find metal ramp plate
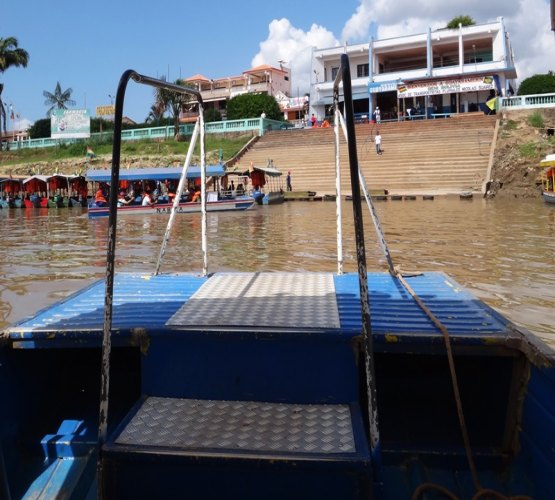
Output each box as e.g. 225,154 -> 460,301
115,397 -> 356,454
166,272 -> 340,330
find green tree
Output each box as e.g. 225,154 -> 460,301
27,118 -> 51,139
517,72 -> 555,96
204,108 -> 222,122
226,93 -> 282,121
154,78 -> 194,138
0,36 -> 29,143
43,81 -> 76,117
446,15 -> 476,29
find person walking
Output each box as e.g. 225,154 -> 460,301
286,171 -> 292,191
375,132 -> 382,155
374,106 -> 381,124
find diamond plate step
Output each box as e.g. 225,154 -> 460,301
114,396 -> 358,456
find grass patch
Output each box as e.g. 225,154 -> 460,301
519,142 -> 538,158
503,120 -> 518,131
527,111 -> 544,128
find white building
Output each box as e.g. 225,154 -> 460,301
310,18 -> 517,121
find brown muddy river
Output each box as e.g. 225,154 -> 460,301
1,197 -> 554,345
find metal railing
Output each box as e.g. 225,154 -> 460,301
499,92 -> 555,110
3,117 -> 285,151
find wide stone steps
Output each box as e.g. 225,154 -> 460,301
236,114 -> 496,194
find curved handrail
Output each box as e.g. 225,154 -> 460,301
97,70 -> 205,490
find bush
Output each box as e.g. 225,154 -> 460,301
527,111 -> 544,128
517,72 -> 555,96
27,118 -> 51,139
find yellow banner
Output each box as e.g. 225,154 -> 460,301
96,105 -> 115,116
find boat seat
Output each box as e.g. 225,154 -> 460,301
101,396 -> 371,499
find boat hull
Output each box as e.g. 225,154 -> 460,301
1,270 -> 554,499
88,197 -> 256,218
542,190 -> 555,204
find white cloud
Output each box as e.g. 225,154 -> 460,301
251,18 -> 338,96
340,0 -> 554,82
18,118 -> 33,131
252,1 -> 553,97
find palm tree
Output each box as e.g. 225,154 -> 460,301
153,77 -> 193,138
43,82 -> 76,117
0,36 -> 29,141
145,103 -> 165,125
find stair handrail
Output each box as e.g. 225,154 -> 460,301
333,54 -> 382,477
97,70 -> 206,493
335,57 -> 485,496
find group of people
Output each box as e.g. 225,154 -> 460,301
94,185 -> 158,208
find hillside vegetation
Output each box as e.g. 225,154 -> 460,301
0,134 -> 254,177
489,109 -> 555,198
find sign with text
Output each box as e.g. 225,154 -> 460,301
397,76 -> 495,98
51,109 -> 91,139
96,105 -> 115,116
369,81 -> 399,93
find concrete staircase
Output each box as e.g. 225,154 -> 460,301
235,114 -> 497,195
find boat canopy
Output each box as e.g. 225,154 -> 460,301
228,165 -> 282,177
23,174 -> 50,185
86,165 -> 225,183
540,154 -> 555,168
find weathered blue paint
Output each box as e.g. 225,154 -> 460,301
5,272 -> 508,343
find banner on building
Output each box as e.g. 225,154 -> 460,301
397,76 -> 495,98
96,105 -> 115,116
368,81 -> 400,93
51,109 -> 91,139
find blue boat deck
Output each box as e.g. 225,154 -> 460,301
4,271 -> 513,350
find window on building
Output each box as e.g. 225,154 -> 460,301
357,64 -> 369,78
331,67 -> 339,81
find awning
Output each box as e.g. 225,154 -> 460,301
86,165 -> 226,183
228,165 -> 282,177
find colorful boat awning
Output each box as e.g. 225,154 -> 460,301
86,165 -> 225,183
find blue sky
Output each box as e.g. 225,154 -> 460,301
1,0 -> 552,128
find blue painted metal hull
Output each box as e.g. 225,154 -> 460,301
1,271 -> 554,499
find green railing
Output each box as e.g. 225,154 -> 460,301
5,117 -> 285,151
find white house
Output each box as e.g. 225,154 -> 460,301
310,18 -> 517,121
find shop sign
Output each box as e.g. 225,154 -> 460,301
368,81 -> 400,93
397,76 -> 495,98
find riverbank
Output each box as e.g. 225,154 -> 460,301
1,111 -> 554,199
487,108 -> 555,199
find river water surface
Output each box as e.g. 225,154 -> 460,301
1,197 -> 554,345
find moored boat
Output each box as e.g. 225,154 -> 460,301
0,177 -> 24,208
227,161 -> 285,205
539,153 -> 555,204
86,165 -> 255,217
1,60 -> 554,499
22,175 -> 49,208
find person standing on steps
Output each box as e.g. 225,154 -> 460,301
375,106 -> 381,124
286,171 -> 292,191
375,131 -> 382,155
